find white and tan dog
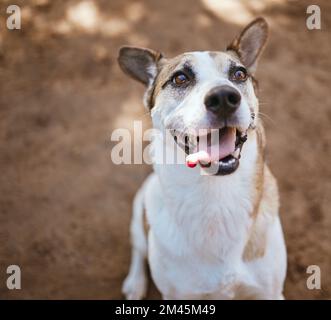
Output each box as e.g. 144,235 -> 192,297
118,18 -> 287,300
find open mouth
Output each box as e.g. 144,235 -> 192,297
172,127 -> 247,175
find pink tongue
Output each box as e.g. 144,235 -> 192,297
186,128 -> 236,166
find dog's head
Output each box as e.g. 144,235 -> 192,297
118,18 -> 268,175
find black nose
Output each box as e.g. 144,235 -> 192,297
204,85 -> 241,117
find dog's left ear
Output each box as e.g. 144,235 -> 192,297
227,17 -> 268,74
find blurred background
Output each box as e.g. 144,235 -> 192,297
0,0 -> 330,299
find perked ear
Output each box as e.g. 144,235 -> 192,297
227,17 -> 268,74
118,46 -> 163,85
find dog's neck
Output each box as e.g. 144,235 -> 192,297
150,127 -> 263,259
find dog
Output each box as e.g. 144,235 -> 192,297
118,17 -> 287,300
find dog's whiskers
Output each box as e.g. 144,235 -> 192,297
257,111 -> 276,126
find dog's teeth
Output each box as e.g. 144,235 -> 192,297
232,148 -> 240,158
188,135 -> 194,145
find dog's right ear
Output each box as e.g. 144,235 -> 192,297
227,17 -> 268,74
118,46 -> 163,86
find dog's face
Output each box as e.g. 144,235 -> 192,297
118,18 -> 268,175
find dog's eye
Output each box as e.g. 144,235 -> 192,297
172,72 -> 189,86
232,67 -> 248,82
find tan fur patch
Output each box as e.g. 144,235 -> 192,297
242,224 -> 266,262
208,51 -> 241,68
148,54 -> 190,108
242,122 -> 279,262
250,122 -> 266,219
143,210 -> 150,236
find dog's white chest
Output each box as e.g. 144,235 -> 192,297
149,242 -> 240,299
145,170 -> 255,299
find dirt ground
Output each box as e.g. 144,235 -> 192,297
0,0 -> 330,299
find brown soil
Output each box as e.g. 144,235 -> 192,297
0,0 -> 330,299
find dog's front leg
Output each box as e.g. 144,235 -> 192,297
122,188 -> 148,300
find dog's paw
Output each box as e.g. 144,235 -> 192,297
122,272 -> 147,300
